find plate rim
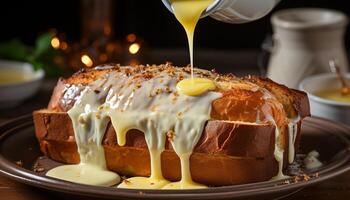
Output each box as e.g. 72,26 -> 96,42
0,115 -> 350,199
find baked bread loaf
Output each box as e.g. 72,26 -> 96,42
33,64 -> 310,186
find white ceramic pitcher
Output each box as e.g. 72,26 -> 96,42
268,8 -> 349,88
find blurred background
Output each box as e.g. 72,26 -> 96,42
0,0 -> 349,74
0,0 -> 349,49
0,0 -> 350,117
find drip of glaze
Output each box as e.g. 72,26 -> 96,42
288,117 -> 299,164
118,149 -> 170,189
103,70 -> 221,189
270,120 -> 289,181
46,86 -> 120,186
162,153 -> 206,189
260,93 -> 289,180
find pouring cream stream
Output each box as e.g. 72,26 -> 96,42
171,0 -> 216,96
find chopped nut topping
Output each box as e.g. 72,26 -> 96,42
150,105 -> 158,112
78,115 -> 86,124
123,179 -> 131,185
34,167 -> 45,173
33,162 -> 45,173
176,112 -> 183,119
182,65 -> 191,73
168,70 -> 175,76
15,160 -> 23,167
165,87 -> 172,93
171,96 -> 177,103
155,88 -> 163,95
167,130 -> 176,142
96,113 -> 101,119
177,74 -> 185,82
124,68 -> 132,76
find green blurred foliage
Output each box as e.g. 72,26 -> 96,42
0,32 -> 66,77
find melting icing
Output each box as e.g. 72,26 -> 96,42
47,66 -> 221,189
47,65 -> 298,188
47,84 -> 120,186
260,91 -> 290,180
288,117 -> 300,164
304,150 -> 323,170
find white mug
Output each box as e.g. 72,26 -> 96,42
268,8 -> 349,88
162,0 -> 281,24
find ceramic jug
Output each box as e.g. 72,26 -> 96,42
267,8 -> 349,88
162,0 -> 281,24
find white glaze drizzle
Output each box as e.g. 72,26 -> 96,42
48,66 -> 221,189
47,80 -> 121,186
47,65 -> 296,187
260,89 -> 289,180
288,116 -> 300,164
304,150 -> 323,170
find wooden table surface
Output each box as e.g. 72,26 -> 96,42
1,51 -> 350,199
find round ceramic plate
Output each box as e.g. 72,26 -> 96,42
0,115 -> 350,200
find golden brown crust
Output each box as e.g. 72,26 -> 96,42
47,65 -> 290,148
33,111 -> 276,158
243,76 -> 310,118
47,78 -> 67,112
34,64 -> 310,186
38,139 -> 278,186
33,110 -> 279,186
